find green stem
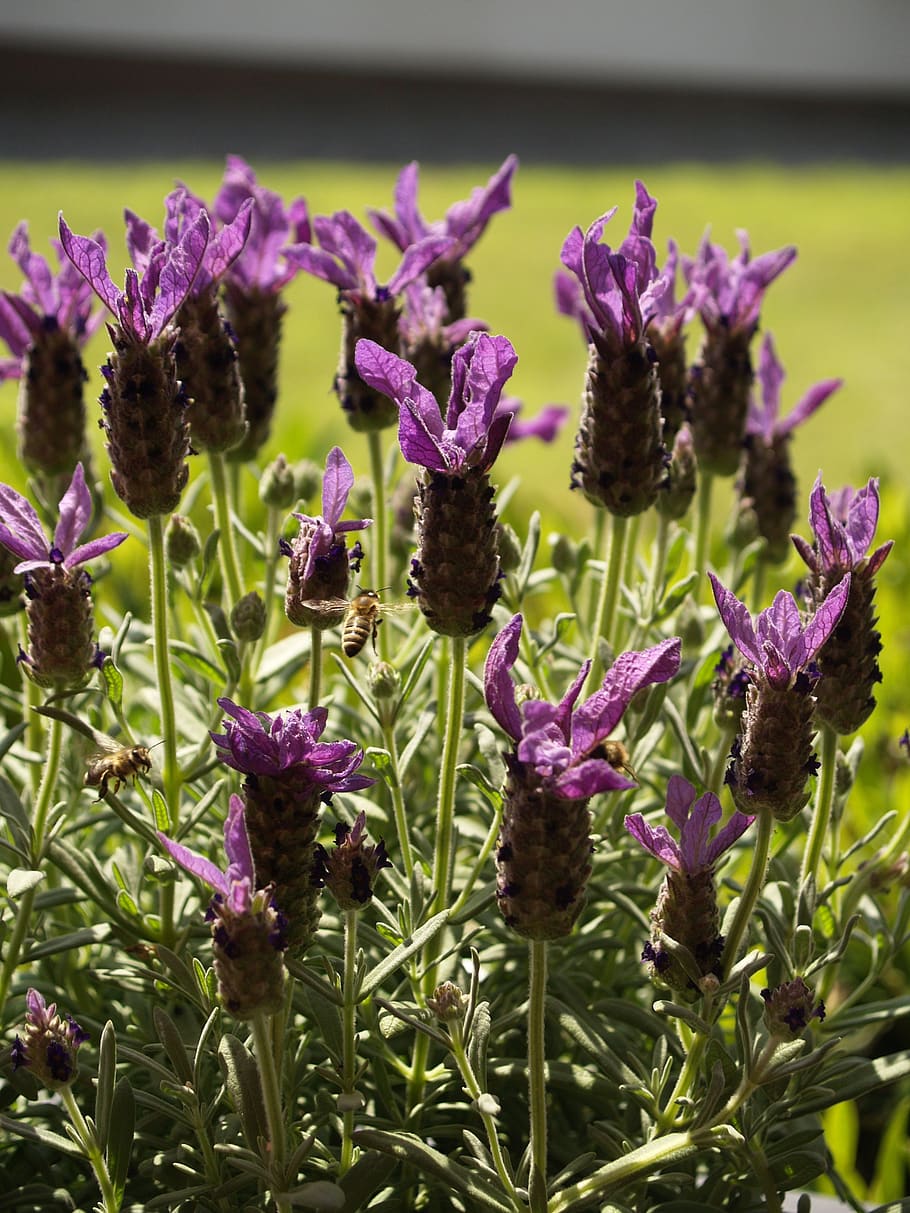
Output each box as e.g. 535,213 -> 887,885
340,909 -> 359,1175
586,513 -> 628,694
430,636 -> 467,918
61,1085 -> 120,1213
448,1021 -> 524,1208
308,627 -> 323,712
723,811 -> 774,979
381,720 -> 415,881
208,451 -> 244,608
527,939 -> 548,1213
251,1011 -> 290,1212
707,725 -> 735,797
148,515 -> 181,947
0,884 -> 36,1018
798,723 -> 839,899
366,431 -> 390,662
30,713 -> 63,861
693,470 -> 715,586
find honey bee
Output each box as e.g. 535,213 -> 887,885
85,740 -> 156,800
343,589 -> 384,658
593,739 -> 637,781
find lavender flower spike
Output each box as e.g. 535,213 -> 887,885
484,613 -> 681,940
792,475 -> 893,734
284,446 -> 372,629
709,572 -> 851,820
159,795 -> 288,1018
626,775 -> 754,992
0,462 -> 127,574
738,335 -> 842,562
11,988 -> 89,1090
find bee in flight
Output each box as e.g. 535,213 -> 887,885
343,588 -> 385,658
593,739 -> 637,781
85,740 -> 159,800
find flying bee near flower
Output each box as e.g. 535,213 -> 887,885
591,738 -> 637,781
85,739 -> 158,800
299,587 -> 415,657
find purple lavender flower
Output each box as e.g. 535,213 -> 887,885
356,332 -> 516,635
792,476 -> 893,734
283,446 -> 372,629
11,988 -> 88,1090
557,182 -> 669,359
59,210 -> 209,345
761,977 -> 825,1037
0,462 -> 127,574
368,155 -> 518,320
626,775 -> 754,992
792,475 -> 893,581
397,280 -> 488,404
208,155 -> 312,459
737,335 -> 841,561
709,572 -> 851,819
60,209 -> 211,517
0,464 -> 127,689
708,573 -> 850,693
684,231 -> 797,476
483,614 -> 681,940
294,209 -> 453,431
498,400 -> 569,446
486,614 -> 681,798
0,223 -> 106,482
557,183 -> 670,515
212,697 -> 373,793
159,794 -> 288,1017
625,774 -> 754,876
212,697 -> 373,956
312,810 -> 392,911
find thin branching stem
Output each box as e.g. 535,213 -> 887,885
61,1085 -> 120,1213
208,451 -> 244,608
798,723 -> 839,901
527,939 -> 548,1213
340,908 -> 359,1175
366,431 -> 391,662
587,513 -> 628,693
251,1011 -> 290,1212
723,810 -> 774,979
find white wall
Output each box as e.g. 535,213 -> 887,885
2,0 -> 909,96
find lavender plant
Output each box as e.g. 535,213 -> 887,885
1,157 -> 908,1213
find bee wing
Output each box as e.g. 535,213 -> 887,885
378,601 -> 419,617
304,598 -> 351,612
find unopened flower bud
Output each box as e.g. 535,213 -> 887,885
549,532 -> 579,579
368,660 -> 401,700
231,591 -> 267,642
761,977 -> 825,1037
293,459 -> 323,505
496,522 -> 522,574
348,476 -> 373,523
165,514 -> 202,567
259,454 -> 298,509
427,981 -> 469,1023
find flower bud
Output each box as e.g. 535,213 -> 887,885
427,982 -> 469,1023
368,660 -> 401,701
259,454 -> 298,510
496,522 -> 522,574
761,977 -> 825,1037
313,812 -> 392,911
230,591 -> 267,643
11,989 -> 88,1091
165,514 -> 202,567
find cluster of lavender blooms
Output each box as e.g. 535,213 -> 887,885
0,156 -> 905,1213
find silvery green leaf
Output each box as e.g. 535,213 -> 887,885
6,868 -> 44,898
94,1020 -> 117,1149
100,655 -> 124,712
218,1034 -> 267,1152
153,1007 -> 194,1085
107,1076 -> 135,1196
352,1129 -> 513,1211
358,909 -> 449,1001
25,922 -> 111,960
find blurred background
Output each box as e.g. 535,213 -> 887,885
1,0 -> 909,162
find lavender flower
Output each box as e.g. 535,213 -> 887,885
484,614 -> 680,939
0,223 -> 105,485
125,188 -> 253,452
294,209 -> 452,431
159,794 -> 288,1018
792,475 -> 893,734
497,398 -> 569,447
709,572 -> 850,819
626,775 -> 753,992
312,811 -> 392,911
210,156 -> 313,459
368,155 -> 518,320
282,446 -> 372,629
761,978 -> 825,1037
685,232 -> 796,476
212,697 -> 373,956
558,183 -> 669,515
356,332 -> 515,636
11,988 -> 89,1090
60,210 -> 210,517
0,464 -> 127,689
736,335 -> 841,561
397,281 -> 487,404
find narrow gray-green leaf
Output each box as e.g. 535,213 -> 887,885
218,1033 -> 267,1152
357,909 -> 450,1001
352,1129 -> 512,1211
7,868 -> 44,898
25,923 -> 112,960
94,1020 -> 118,1150
101,656 -> 124,712
107,1076 -> 135,1196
